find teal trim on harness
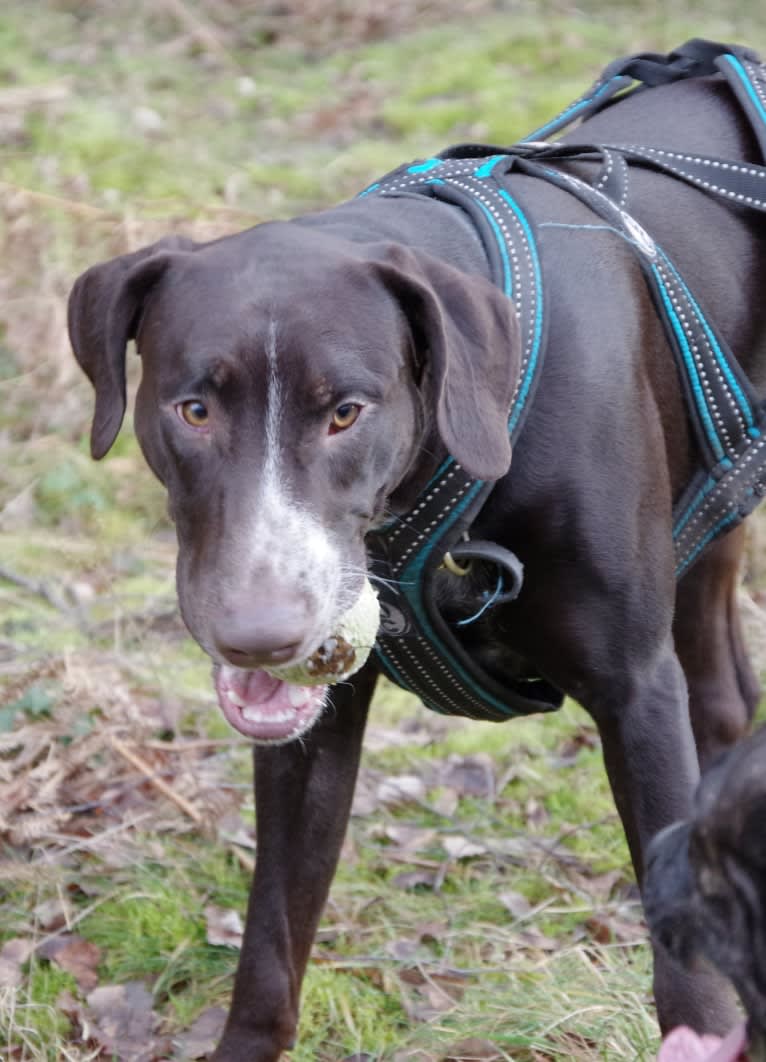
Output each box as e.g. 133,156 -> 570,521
723,54 -> 766,127
365,38 -> 766,721
522,76 -> 624,142
499,190 -> 544,434
473,198 -> 514,297
407,158 -> 444,174
658,251 -> 758,434
651,263 -> 726,462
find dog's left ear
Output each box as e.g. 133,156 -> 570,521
372,243 -> 521,481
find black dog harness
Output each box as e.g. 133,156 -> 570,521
366,39 -> 766,721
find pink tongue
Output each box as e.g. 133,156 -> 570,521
657,1023 -> 749,1062
214,666 -> 326,741
227,668 -> 282,703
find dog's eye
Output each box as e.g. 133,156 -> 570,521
330,403 -> 361,433
177,400 -> 209,429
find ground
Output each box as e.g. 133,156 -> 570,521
0,1 -> 765,1059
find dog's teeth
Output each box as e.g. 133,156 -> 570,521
241,705 -> 263,722
227,689 -> 246,708
288,686 -> 309,708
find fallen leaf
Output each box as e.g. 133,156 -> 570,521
440,754 -> 495,798
498,889 -> 532,919
442,835 -> 487,860
85,981 -> 158,1060
204,904 -> 244,949
382,825 -> 437,852
392,868 -> 439,891
442,1037 -> 504,1060
584,911 -> 643,946
387,938 -> 420,961
37,934 -> 101,992
173,1006 -> 228,1059
32,896 -> 68,931
376,774 -> 427,806
0,937 -> 34,987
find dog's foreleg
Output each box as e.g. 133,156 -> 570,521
212,664 -> 377,1062
592,639 -> 740,1035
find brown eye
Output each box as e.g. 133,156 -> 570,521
330,403 -> 361,433
178,400 -> 209,429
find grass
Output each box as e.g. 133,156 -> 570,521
1,0 -> 765,1058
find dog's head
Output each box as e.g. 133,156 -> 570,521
68,221 -> 520,741
645,726 -> 766,1056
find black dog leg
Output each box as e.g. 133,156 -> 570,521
593,639 -> 739,1034
674,526 -> 760,769
212,665 -> 376,1062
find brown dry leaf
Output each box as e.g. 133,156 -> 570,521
350,774 -> 380,817
382,824 -> 437,852
413,921 -> 447,945
426,968 -> 469,1009
85,981 -> 159,1061
173,1005 -> 228,1059
392,868 -> 439,891
442,1038 -> 504,1060
442,835 -> 488,860
584,911 -> 644,946
0,937 -> 34,988
430,787 -> 459,817
37,934 -> 101,992
515,928 -> 560,953
204,904 -> 244,949
376,774 -> 427,806
32,895 -> 69,930
498,889 -> 532,919
388,938 -> 421,962
440,754 -> 495,798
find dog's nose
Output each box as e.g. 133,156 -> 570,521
213,601 -> 309,670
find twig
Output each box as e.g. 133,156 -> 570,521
157,0 -> 235,65
0,181 -> 118,218
109,735 -> 255,873
110,735 -> 204,824
0,81 -> 71,110
0,563 -> 79,620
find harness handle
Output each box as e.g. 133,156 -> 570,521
521,38 -> 764,143
446,541 -> 524,605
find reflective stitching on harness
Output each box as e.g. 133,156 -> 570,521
366,39 -> 766,720
652,263 -> 727,460
725,55 -> 766,127
658,253 -> 757,434
617,144 -> 766,206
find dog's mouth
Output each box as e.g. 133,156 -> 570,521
214,664 -> 327,743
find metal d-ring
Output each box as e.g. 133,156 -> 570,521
441,551 -> 473,577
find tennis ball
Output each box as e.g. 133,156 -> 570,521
267,579 -> 379,686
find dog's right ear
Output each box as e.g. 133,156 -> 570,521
68,235 -> 197,459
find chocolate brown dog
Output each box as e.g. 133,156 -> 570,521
67,44 -> 766,1059
646,725 -> 766,1061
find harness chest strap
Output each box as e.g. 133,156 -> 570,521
367,39 -> 766,720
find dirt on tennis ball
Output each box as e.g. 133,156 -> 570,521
267,580 -> 380,686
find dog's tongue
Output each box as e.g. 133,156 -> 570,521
657,1023 -> 748,1062
214,665 -> 327,742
